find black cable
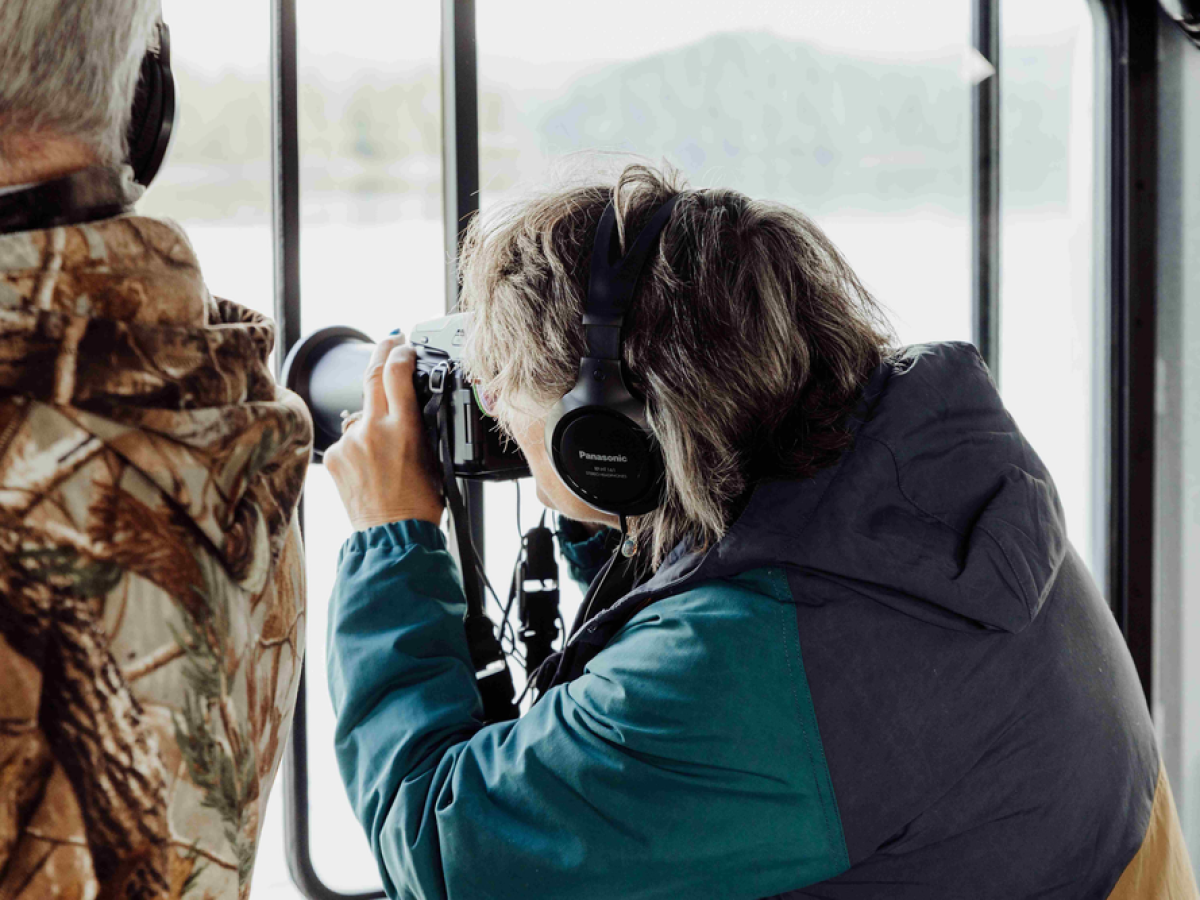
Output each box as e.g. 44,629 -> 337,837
578,559 -> 615,635
499,481 -> 531,657
502,481 -> 527,645
468,540 -> 524,664
505,480 -> 524,650
499,535 -> 525,653
570,515 -> 628,642
513,658 -> 550,707
422,368 -> 522,720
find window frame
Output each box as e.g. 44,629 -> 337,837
272,1 -> 1158,896
276,1 -> 477,896
972,0 -> 1001,378
1102,0 -> 1159,706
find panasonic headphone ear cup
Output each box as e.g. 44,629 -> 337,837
547,395 -> 665,517
127,20 -> 176,188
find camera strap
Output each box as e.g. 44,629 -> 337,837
422,370 -> 484,613
423,366 -> 518,722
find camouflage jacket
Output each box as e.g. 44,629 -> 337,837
0,200 -> 312,899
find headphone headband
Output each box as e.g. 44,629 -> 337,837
585,195 -> 682,323
582,195 -> 681,361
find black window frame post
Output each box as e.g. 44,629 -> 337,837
277,0 -> 481,897
972,0 -> 1001,380
1105,0 -> 1159,706
270,0 -> 354,895
442,0 -> 486,562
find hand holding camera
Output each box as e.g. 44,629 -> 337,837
323,333 -> 445,531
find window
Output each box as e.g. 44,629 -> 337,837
1154,9 -> 1200,875
476,0 -> 978,631
477,0 -> 975,344
272,2 -> 1142,898
141,1 -> 273,318
473,0 -> 1109,629
292,1 -> 445,896
997,1 -> 1107,588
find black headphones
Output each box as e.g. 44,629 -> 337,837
126,19 -> 176,188
0,17 -> 174,236
544,194 -> 682,518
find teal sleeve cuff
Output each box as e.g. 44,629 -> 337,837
339,518 -> 447,561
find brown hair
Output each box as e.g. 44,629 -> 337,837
460,162 -> 898,566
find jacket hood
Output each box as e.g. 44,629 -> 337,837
623,341 -> 1069,635
0,212 -> 313,593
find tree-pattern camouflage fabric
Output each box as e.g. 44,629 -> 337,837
0,212 -> 313,899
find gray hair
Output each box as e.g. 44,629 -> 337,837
0,0 -> 159,181
460,162 -> 899,567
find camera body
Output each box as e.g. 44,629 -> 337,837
281,312 -> 529,481
411,314 -> 530,480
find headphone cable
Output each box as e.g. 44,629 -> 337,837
571,513 -> 630,639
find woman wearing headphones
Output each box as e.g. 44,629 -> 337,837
323,163 -> 1193,899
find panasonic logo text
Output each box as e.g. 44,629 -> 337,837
579,451 -> 628,463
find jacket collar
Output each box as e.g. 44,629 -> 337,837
0,167 -> 129,236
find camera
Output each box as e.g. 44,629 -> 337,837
283,312 -> 531,722
281,312 -> 529,480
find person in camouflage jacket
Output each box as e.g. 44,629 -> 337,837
0,173 -> 313,899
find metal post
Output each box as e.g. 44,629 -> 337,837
272,0 -> 301,365
971,0 -> 1001,382
1107,0 -> 1158,706
441,0 -> 486,560
274,1 -> 384,896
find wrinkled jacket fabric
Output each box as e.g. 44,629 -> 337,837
328,341 -> 1196,899
0,207 -> 312,898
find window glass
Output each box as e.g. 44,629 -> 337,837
295,2 -> 444,895
140,1 -> 273,318
1155,15 -> 1200,875
138,4 -> 301,898
997,0 -> 1106,590
476,0 -> 976,629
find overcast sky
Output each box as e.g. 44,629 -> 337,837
162,0 -> 1091,80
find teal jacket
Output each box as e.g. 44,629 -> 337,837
327,519 -> 848,900
329,344 -> 1165,899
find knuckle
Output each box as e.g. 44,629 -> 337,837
385,351 -> 413,371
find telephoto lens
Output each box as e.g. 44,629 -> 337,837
281,314 -> 530,479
